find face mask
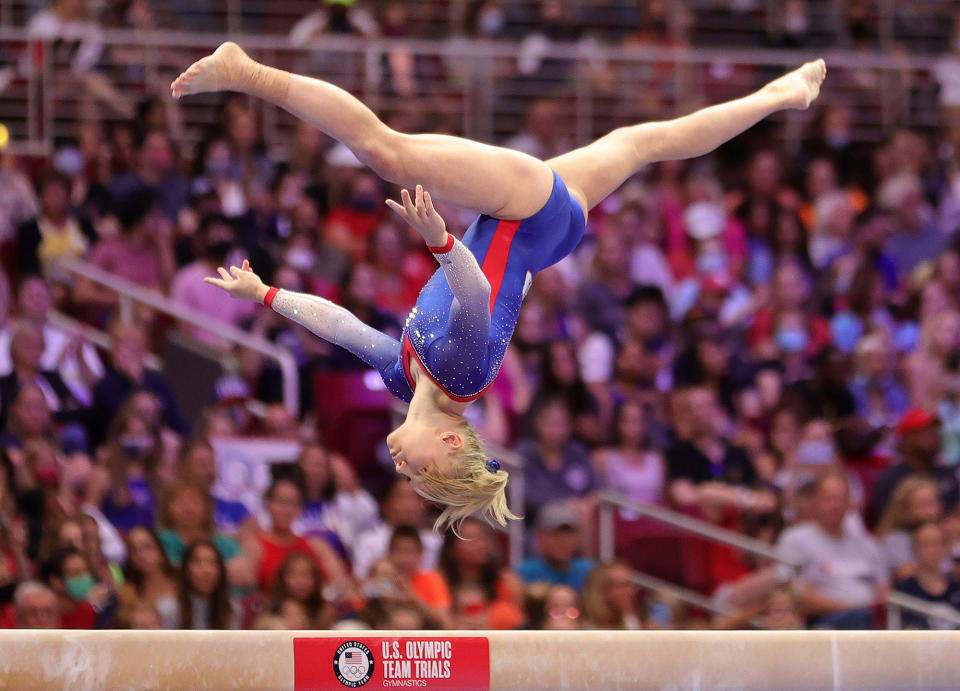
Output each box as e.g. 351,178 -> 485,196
479,8 -> 504,35
205,241 -> 232,263
120,435 -> 154,458
826,133 -> 850,149
285,247 -> 316,272
350,195 -> 378,213
796,440 -> 836,465
776,327 -> 809,354
696,251 -> 727,275
65,574 -> 95,601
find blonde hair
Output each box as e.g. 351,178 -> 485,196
415,422 -> 520,535
876,476 -> 939,537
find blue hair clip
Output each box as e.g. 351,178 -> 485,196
486,459 -> 501,473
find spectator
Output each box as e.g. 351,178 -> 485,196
515,397 -> 598,521
848,331 -> 908,429
876,477 -> 942,580
351,477 -> 442,579
775,473 -> 888,629
0,153 -> 39,244
178,438 -> 253,537
0,321 -> 83,430
176,540 -> 236,630
294,444 -> 378,554
119,526 -> 178,629
170,214 -> 255,347
878,173 -> 948,278
98,405 -> 164,536
40,547 -> 114,629
110,130 -> 189,222
581,562 -> 643,630
438,517 -> 524,630
15,171 -> 96,279
592,399 -> 666,506
894,522 -> 960,629
526,583 -> 583,631
240,477 -> 347,595
666,386 -> 774,518
904,309 -> 960,412
25,0 -> 104,75
289,0 -> 379,45
155,480 -> 246,586
0,277 -> 103,405
13,581 -> 58,629
872,409 -> 958,518
504,100 -> 571,160
383,525 -> 452,629
268,552 -> 330,629
80,188 -> 175,297
759,585 -> 804,630
89,322 -> 188,445
517,502 -> 595,591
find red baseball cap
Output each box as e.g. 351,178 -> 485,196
896,409 -> 939,436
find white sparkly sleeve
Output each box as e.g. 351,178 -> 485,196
433,238 -> 491,315
270,289 -> 400,370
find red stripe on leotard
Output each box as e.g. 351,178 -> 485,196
479,219 -> 521,313
402,218 -> 521,401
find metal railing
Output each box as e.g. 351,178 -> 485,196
597,491 -> 960,630
391,400 -> 526,569
0,28 -> 946,158
55,256 -> 300,415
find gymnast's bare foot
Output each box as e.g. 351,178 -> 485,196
766,58 -> 827,110
170,41 -> 254,99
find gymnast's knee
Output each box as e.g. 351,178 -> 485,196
354,130 -> 405,182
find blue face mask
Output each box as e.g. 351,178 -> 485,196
796,440 -> 836,465
696,251 -> 727,275
776,327 -> 808,354
479,8 -> 504,35
65,574 -> 94,601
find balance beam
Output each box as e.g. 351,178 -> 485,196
0,629 -> 957,690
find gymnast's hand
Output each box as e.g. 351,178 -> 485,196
203,259 -> 269,302
386,184 -> 448,248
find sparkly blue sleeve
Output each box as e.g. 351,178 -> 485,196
432,238 -> 491,344
269,289 -> 400,372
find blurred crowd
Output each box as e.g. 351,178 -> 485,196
1,0 -> 960,635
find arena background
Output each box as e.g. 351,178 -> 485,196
0,0 -> 959,642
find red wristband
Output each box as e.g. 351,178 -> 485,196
263,286 -> 279,308
427,233 -> 455,254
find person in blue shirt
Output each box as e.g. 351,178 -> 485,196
184,41 -> 826,532
516,502 -> 595,592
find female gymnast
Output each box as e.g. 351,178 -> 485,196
174,43 -> 825,532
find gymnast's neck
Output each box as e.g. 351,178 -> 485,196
407,368 -> 469,421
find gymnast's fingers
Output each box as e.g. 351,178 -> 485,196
423,190 -> 436,216
241,259 -> 251,272
217,267 -> 231,281
203,277 -> 227,289
415,185 -> 425,214
400,188 -> 417,217
386,198 -> 408,220
229,265 -> 241,277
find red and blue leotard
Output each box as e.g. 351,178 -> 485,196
265,171 -> 586,403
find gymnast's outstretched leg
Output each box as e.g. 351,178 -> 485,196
547,59 -> 826,212
170,42 -> 554,220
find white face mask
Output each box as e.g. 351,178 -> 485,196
285,247 -> 316,271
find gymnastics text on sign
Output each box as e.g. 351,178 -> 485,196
293,636 -> 490,691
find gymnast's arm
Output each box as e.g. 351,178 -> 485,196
387,185 -> 492,334
203,260 -> 400,371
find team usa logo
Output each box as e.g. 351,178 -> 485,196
333,641 -> 374,688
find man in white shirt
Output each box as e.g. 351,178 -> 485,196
775,472 -> 889,629
351,477 -> 441,579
